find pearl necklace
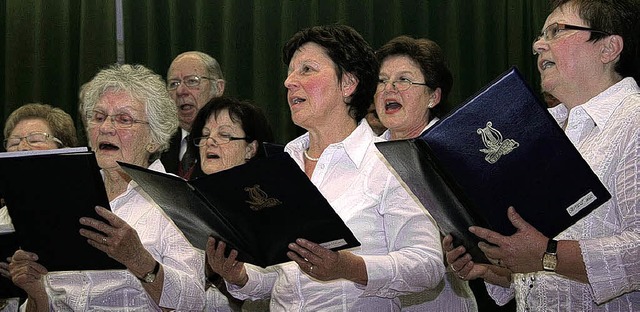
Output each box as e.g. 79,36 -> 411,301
303,150 -> 320,162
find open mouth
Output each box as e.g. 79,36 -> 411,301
99,142 -> 119,151
179,104 -> 195,111
291,97 -> 306,105
384,101 -> 402,112
206,153 -> 220,159
540,60 -> 555,70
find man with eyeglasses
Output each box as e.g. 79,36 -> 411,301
162,51 -> 226,179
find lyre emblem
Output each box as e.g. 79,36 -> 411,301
477,121 -> 519,164
244,184 -> 282,211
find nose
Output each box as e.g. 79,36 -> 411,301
284,72 -> 297,90
97,116 -> 117,133
17,138 -> 32,151
176,81 -> 191,96
532,37 -> 546,55
203,136 -> 219,147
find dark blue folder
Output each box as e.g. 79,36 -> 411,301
376,67 -> 611,263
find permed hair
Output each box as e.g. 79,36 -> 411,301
4,103 -> 78,148
82,64 -> 179,158
282,24 -> 379,121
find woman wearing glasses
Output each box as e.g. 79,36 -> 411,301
374,36 -> 479,311
0,103 -> 78,305
8,64 -> 206,311
445,0 -> 640,310
186,95 -> 274,311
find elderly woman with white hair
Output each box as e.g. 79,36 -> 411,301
9,64 -> 205,311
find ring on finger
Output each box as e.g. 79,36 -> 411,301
450,264 -> 458,272
102,237 -> 108,244
309,265 -> 314,272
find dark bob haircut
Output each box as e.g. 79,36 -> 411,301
376,36 -> 453,118
282,24 -> 379,121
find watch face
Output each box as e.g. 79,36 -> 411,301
144,273 -> 156,283
543,253 -> 557,271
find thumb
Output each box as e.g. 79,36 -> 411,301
508,206 -> 530,231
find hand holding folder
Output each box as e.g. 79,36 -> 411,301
119,152 -> 361,268
375,67 -> 611,264
0,147 -> 124,271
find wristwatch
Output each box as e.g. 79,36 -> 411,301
542,239 -> 558,272
139,261 -> 160,283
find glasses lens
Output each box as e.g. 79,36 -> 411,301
167,80 -> 180,90
114,114 -> 134,128
396,80 -> 412,91
184,76 -> 201,87
4,138 -> 20,149
27,133 -> 48,144
547,23 -> 560,40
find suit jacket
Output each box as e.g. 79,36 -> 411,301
160,131 -> 204,180
161,132 -> 182,176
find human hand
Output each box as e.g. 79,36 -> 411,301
79,206 -> 149,270
8,250 -> 47,296
470,206 -> 548,274
443,234 -> 512,287
287,238 -> 364,283
0,257 -> 11,279
206,237 -> 247,286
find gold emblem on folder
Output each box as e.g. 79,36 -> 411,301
244,184 -> 282,211
477,121 -> 519,164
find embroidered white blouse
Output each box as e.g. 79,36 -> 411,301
486,77 -> 640,311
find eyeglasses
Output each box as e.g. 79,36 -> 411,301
533,22 -> 611,54
87,111 -> 149,129
167,75 -> 214,91
377,78 -> 428,92
4,132 -> 63,150
193,133 -> 251,147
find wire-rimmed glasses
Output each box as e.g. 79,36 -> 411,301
4,132 -> 63,150
87,111 -> 149,129
167,75 -> 214,91
376,78 -> 428,92
193,133 -> 251,147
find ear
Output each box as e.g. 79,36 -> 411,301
215,79 -> 226,96
341,72 -> 359,97
245,140 -> 258,160
428,88 -> 442,109
600,35 -> 624,65
146,143 -> 159,154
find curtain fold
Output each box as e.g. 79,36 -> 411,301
2,0 -> 549,146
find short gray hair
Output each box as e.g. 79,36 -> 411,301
170,51 -> 225,95
82,64 -> 179,157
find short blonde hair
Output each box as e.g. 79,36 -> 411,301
4,103 -> 78,148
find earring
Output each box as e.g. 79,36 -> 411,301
146,144 -> 155,152
428,101 -> 434,108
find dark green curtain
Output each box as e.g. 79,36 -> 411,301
1,0 -> 117,146
2,0 -> 549,146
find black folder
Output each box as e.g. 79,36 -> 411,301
375,67 -> 611,263
118,152 -> 361,268
0,147 -> 124,271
